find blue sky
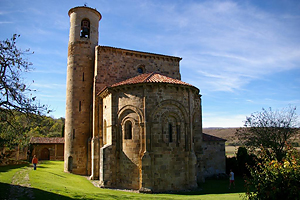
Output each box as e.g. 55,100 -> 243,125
0,0 -> 299,127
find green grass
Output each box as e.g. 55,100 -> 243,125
0,161 -> 246,200
226,145 -> 239,157
0,163 -> 30,199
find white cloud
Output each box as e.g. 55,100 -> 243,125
246,98 -> 300,107
32,83 -> 65,89
165,1 -> 300,93
39,94 -> 65,99
203,113 -> 246,128
0,21 -> 13,24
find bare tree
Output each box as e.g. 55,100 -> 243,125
0,34 -> 50,147
236,106 -> 299,160
0,34 -> 49,116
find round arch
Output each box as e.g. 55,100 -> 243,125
117,105 -> 144,125
149,99 -> 188,124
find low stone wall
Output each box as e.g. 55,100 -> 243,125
0,147 -> 28,166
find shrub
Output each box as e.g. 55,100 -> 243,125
226,156 -> 237,175
226,147 -> 256,176
244,145 -> 300,200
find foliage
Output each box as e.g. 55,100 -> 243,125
236,106 -> 299,160
226,147 -> 256,176
0,110 -> 64,148
236,147 -> 256,176
244,145 -> 300,200
226,156 -> 237,175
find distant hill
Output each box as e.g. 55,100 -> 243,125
203,127 -> 300,147
203,128 -> 239,145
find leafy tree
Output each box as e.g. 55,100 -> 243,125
244,145 -> 300,200
236,147 -> 249,175
226,147 -> 256,176
0,111 -> 64,148
26,115 -> 64,138
236,106 -> 299,160
0,111 -> 36,148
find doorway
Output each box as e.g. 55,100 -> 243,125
40,148 -> 50,160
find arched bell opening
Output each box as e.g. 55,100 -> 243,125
80,19 -> 90,38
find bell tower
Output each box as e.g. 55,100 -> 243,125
64,6 -> 101,175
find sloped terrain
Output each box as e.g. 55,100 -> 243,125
203,128 -> 239,145
203,128 -> 300,147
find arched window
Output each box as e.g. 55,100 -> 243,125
176,124 -> 180,146
80,19 -> 90,38
124,121 -> 132,139
168,123 -> 173,143
162,115 -> 178,144
137,65 -> 145,74
68,156 -> 73,172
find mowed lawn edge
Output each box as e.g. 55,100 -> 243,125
0,161 -> 245,200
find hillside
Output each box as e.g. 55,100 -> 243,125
203,128 -> 300,146
203,128 -> 239,145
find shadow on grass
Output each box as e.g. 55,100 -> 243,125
32,165 -> 47,169
47,171 -> 68,178
0,182 -> 122,200
0,163 -> 30,173
0,160 -> 55,172
33,160 -> 63,169
178,176 -> 246,195
0,182 -> 72,200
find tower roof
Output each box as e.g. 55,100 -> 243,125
111,72 -> 192,87
68,6 -> 101,20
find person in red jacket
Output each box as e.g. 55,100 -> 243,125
32,155 -> 38,170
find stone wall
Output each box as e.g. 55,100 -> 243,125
94,46 -> 181,93
99,144 -> 114,187
32,144 -> 64,161
117,92 -> 143,189
144,84 -> 199,192
202,141 -> 226,177
102,94 -> 112,146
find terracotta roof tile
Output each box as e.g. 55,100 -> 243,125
111,72 -> 192,88
203,133 -> 226,142
30,137 -> 64,144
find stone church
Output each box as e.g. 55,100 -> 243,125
64,6 -> 226,193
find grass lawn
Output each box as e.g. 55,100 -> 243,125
225,145 -> 239,157
0,161 -> 246,200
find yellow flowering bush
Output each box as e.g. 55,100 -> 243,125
244,145 -> 300,200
